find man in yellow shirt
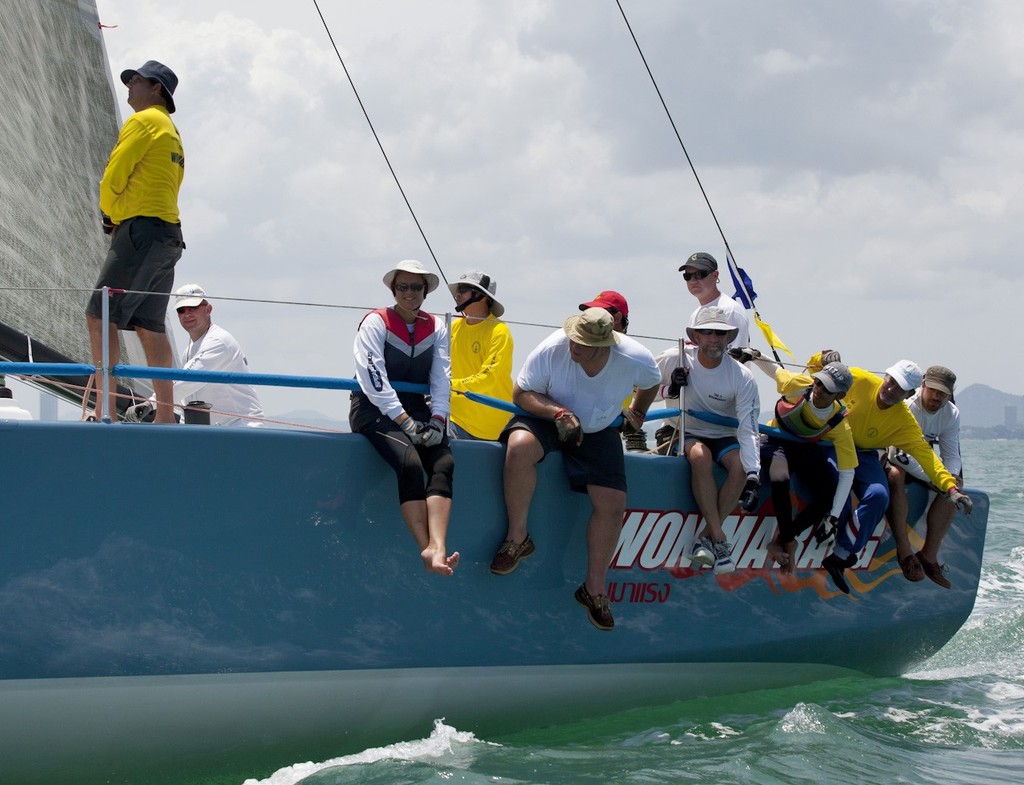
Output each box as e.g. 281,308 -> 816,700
823,360 -> 973,593
448,271 -> 513,440
85,61 -> 185,422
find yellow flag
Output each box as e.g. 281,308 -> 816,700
754,314 -> 794,359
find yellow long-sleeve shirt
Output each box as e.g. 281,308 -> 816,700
99,105 -> 184,224
450,316 -> 513,440
846,367 -> 957,492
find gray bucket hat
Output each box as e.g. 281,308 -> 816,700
448,270 -> 504,317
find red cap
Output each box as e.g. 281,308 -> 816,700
579,290 -> 628,318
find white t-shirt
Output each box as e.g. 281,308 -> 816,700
178,323 -> 264,427
888,391 -> 962,482
517,330 -> 660,433
687,292 -> 750,349
656,346 -> 760,475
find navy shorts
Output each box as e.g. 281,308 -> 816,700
501,415 -> 626,493
86,216 -> 185,332
684,434 -> 740,466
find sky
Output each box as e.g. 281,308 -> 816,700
24,0 -> 1022,421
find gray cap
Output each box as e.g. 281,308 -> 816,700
813,362 -> 853,394
923,365 -> 956,395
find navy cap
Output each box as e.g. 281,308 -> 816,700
120,60 -> 178,113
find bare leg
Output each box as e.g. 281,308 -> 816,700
423,495 -> 458,575
885,464 -> 915,560
918,495 -> 955,564
86,314 -> 120,419
501,429 -> 544,544
584,485 -> 627,596
716,450 -> 746,532
684,440 -> 724,540
136,327 -> 176,423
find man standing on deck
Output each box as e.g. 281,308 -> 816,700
490,308 -> 661,631
823,360 -> 973,594
654,306 -> 761,574
85,61 -> 185,422
680,252 -> 750,349
885,365 -> 964,588
447,271 -> 513,440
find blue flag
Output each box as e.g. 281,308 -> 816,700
729,262 -> 757,309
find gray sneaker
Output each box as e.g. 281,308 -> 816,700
712,540 -> 736,575
690,535 -> 715,568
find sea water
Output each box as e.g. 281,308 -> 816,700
242,439 -> 1024,785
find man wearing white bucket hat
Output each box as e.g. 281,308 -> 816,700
655,305 -> 761,575
822,360 -> 972,594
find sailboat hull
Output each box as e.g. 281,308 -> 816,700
0,421 -> 987,782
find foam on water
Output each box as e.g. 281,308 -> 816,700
243,719 -> 490,785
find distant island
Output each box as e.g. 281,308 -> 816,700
954,384 -> 1024,440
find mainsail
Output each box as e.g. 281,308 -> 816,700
0,0 -> 154,403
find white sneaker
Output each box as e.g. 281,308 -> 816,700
712,540 -> 736,575
690,535 -> 715,568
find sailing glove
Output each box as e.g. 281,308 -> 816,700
738,475 -> 760,513
399,416 -> 428,445
421,416 -> 446,448
124,401 -> 154,423
947,487 -> 973,515
666,367 -> 689,398
728,347 -> 761,364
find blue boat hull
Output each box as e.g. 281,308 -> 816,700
0,420 -> 987,782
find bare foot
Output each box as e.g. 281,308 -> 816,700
421,545 -> 456,576
781,540 -> 797,576
766,538 -> 790,568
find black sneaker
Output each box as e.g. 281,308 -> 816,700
822,553 -> 854,594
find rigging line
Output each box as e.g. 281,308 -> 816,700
613,1 -> 782,364
310,0 -> 449,287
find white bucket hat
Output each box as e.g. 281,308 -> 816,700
685,305 -> 739,344
382,259 -> 439,294
448,270 -> 504,317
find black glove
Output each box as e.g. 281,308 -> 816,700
738,475 -> 760,513
421,416 -> 446,447
399,417 -> 429,445
101,213 -> 114,235
947,487 -> 973,515
728,347 -> 761,363
666,367 -> 689,398
554,409 -> 583,446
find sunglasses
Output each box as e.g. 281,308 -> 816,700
682,270 -> 712,281
455,284 -> 477,294
394,282 -> 425,293
694,328 -> 728,336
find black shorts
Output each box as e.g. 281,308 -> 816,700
501,415 -> 626,493
86,216 -> 185,332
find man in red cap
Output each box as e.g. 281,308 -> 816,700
578,291 -> 647,451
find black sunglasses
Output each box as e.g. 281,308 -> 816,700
682,270 -> 712,281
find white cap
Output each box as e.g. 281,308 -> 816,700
174,283 -> 207,308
